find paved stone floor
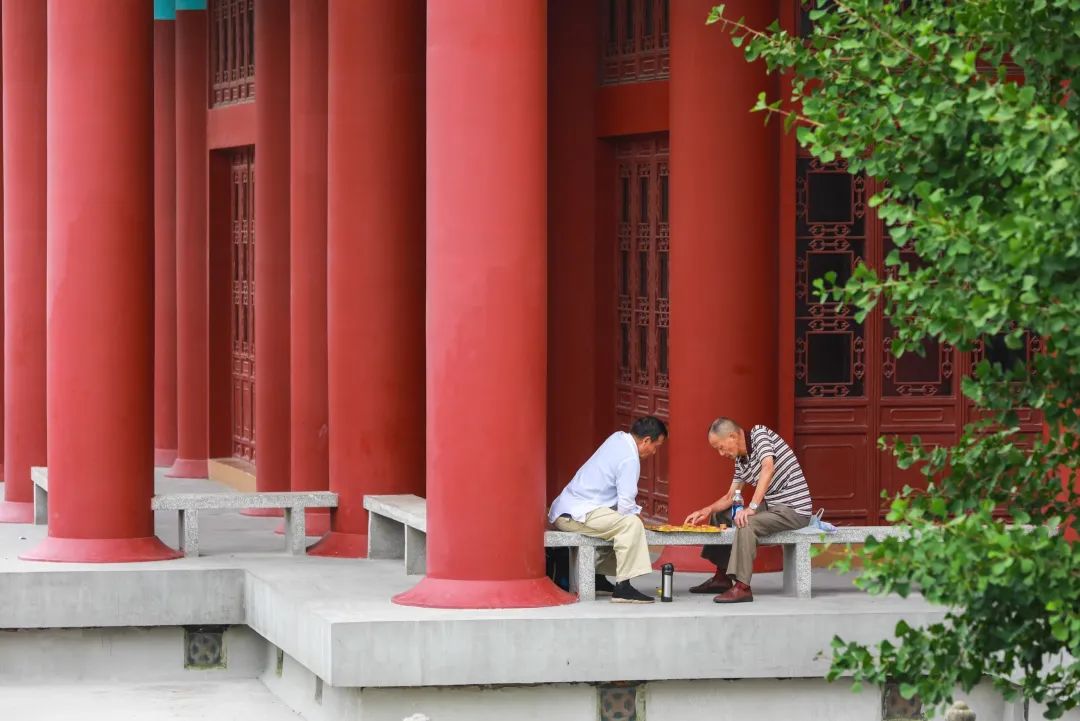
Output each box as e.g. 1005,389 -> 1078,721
0,681 -> 303,719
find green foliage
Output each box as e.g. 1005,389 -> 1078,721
709,1 -> 1080,717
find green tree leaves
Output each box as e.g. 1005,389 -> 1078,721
711,1 -> 1080,717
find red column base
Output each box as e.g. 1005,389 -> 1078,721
273,509 -> 331,536
393,576 -> 576,609
154,448 -> 178,467
241,507 -> 283,517
166,457 -> 208,479
0,500 -> 35,524
20,535 -> 182,563
306,529 -> 367,558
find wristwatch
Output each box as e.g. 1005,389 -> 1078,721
748,502 -> 760,511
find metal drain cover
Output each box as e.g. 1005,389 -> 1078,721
184,626 -> 226,669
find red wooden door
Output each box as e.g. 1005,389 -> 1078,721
230,147 -> 256,461
614,135 -> 670,522
793,152 -> 1040,524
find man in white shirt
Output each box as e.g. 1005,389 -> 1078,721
548,416 -> 667,603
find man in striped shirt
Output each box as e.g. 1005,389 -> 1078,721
684,418 -> 812,603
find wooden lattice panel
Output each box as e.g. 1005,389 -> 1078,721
614,135 -> 669,521
231,147 -> 256,461
600,0 -> 670,85
210,0 -> 254,106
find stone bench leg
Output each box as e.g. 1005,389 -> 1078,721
367,514 -> 406,560
405,526 -> 427,575
33,485 -> 48,526
568,546 -> 597,602
284,507 -> 307,555
179,509 -> 199,558
782,541 -> 812,599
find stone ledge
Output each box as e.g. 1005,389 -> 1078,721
151,491 -> 338,511
362,494 -> 427,532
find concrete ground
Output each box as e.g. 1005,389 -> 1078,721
0,681 -> 303,720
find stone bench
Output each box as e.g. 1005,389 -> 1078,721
31,466 -> 49,525
365,493 -> 907,602
153,491 -> 338,557
31,466 -> 338,558
548,525 -> 907,601
363,494 -> 429,575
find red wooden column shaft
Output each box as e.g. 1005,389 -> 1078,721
394,0 -> 573,608
23,0 -> 180,562
250,0 -> 290,511
667,0 -> 780,541
288,0 -> 329,533
154,10 -> 179,468
0,0 -> 46,523
0,6 -> 5,486
309,0 -> 426,558
168,6 -> 210,479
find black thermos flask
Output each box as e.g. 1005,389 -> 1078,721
661,563 -> 674,602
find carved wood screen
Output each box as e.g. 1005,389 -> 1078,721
793,150 -> 1041,524
600,0 -> 670,85
614,136 -> 670,521
210,0 -> 255,107
231,147 -> 256,461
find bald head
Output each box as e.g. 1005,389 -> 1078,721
708,417 -> 741,438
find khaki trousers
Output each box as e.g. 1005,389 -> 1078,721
700,501 -> 808,585
553,507 -> 654,581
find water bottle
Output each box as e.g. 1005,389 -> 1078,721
731,489 -> 744,524
660,563 -> 674,602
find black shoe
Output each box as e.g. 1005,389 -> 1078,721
611,580 -> 655,604
595,574 -> 617,595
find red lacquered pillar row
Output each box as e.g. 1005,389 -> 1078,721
394,0 -> 573,608
0,0 -> 46,524
288,0 -> 329,534
249,0 -> 290,512
308,0 -> 425,558
665,0 -> 779,565
23,0 -> 181,562
167,4 -> 210,480
154,5 -> 179,468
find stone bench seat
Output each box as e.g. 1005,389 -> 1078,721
364,493 -> 907,602
32,466 -> 338,558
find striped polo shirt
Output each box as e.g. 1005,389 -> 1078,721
734,425 -> 812,516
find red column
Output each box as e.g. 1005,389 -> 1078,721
0,0 -> 46,524
308,0 -> 425,558
248,0 -> 290,513
394,0 -> 573,608
666,0 -> 779,558
23,0 -> 180,562
167,6 -> 210,479
0,9 -> 5,488
154,9 -> 179,468
288,0 -> 329,534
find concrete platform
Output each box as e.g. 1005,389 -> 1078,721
0,474 -> 946,690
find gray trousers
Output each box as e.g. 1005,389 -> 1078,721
700,501 -> 808,585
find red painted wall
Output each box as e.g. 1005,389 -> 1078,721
207,151 -> 234,459
208,103 -> 256,149
546,0 -> 601,502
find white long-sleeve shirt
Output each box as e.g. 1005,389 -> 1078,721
547,432 -> 642,523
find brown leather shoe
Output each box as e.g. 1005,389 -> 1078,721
689,573 -> 734,594
713,582 -> 754,603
